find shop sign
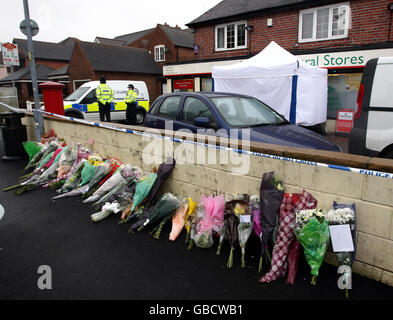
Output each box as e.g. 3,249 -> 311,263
174,79 -> 194,90
335,108 -> 354,133
297,48 -> 393,68
1,42 -> 19,66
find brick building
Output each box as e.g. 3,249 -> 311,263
106,23 -> 194,93
164,0 -> 393,128
0,38 -> 76,107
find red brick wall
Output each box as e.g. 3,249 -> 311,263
193,0 -> 393,59
129,24 -> 195,64
177,46 -> 195,62
68,42 -> 95,88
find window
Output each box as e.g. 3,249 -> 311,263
211,96 -> 285,127
215,21 -> 247,51
327,73 -> 362,119
154,45 -> 165,62
158,96 -> 180,119
80,90 -> 96,104
299,2 -> 350,42
182,97 -> 215,124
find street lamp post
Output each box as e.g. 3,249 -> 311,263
22,0 -> 43,142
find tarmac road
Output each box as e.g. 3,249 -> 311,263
0,133 -> 393,302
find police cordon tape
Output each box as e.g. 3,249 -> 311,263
37,110 -> 393,180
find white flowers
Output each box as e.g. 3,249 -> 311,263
295,209 -> 326,233
325,207 -> 354,225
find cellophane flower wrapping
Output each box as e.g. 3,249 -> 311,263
259,172 -> 284,271
184,198 -> 198,244
286,190 -> 316,285
83,166 -> 126,203
135,192 -> 182,232
129,172 -> 157,214
93,175 -> 136,210
58,159 -> 87,194
223,200 -> 240,268
98,158 -> 123,186
22,141 -> 43,163
295,208 -> 330,285
237,207 -> 253,268
259,193 -> 298,283
188,205 -> 205,249
91,201 -> 121,222
192,195 -> 225,249
326,202 -> 356,297
79,160 -> 97,186
169,199 -> 189,241
24,141 -> 60,172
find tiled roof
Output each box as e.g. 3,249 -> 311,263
78,41 -> 162,74
187,0 -> 315,26
0,64 -> 54,82
13,38 -> 75,61
160,25 -> 194,48
114,28 -> 155,45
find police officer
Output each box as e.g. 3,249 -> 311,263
96,77 -> 114,122
125,84 -> 138,125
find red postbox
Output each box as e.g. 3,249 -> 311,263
39,82 -> 65,115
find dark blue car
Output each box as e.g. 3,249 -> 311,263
144,92 -> 341,152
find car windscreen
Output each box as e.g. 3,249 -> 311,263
64,86 -> 90,102
210,96 -> 287,127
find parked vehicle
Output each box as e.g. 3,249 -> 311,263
349,57 -> 393,158
63,80 -> 149,124
144,92 -> 341,152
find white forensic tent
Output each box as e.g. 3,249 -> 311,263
211,41 -> 328,126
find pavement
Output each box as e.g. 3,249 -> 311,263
0,132 -> 392,303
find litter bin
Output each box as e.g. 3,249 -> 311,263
0,112 -> 27,161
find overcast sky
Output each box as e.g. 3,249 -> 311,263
1,0 -> 222,43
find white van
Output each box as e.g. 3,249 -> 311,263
63,80 -> 149,124
349,57 -> 393,158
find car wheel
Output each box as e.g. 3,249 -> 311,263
136,111 -> 145,125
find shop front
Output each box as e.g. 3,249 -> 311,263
163,47 -> 393,132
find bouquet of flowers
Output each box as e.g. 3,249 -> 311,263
83,165 -> 125,203
259,193 -> 299,283
139,158 -> 176,216
190,195 -> 225,249
22,141 -> 43,163
152,197 -> 188,240
168,199 -> 190,241
235,196 -> 252,268
187,205 -> 205,250
57,159 -> 87,194
22,140 -> 60,173
258,172 -> 284,271
91,201 -> 121,222
184,198 -> 198,244
294,207 -> 330,285
122,172 -> 157,222
223,200 -> 240,268
326,201 -> 356,298
131,192 -> 182,233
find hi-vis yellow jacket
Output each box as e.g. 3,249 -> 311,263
96,84 -> 114,104
125,89 -> 138,103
